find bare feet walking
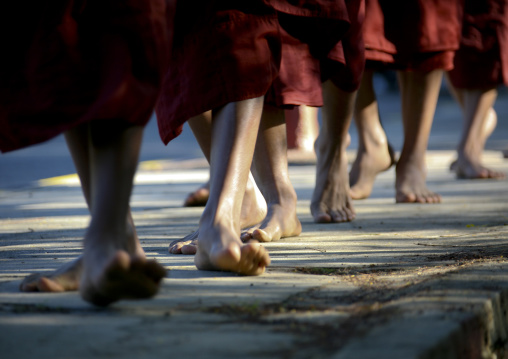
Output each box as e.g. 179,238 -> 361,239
311,81 -> 357,223
349,70 -> 397,199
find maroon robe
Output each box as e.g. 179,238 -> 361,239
156,2 -> 281,145
156,1 -> 359,144
448,0 -> 508,89
0,0 -> 173,153
363,0 -> 463,71
266,0 -> 365,108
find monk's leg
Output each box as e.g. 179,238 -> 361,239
19,125 -> 89,292
172,172 -> 266,254
20,124 -> 144,293
194,97 -> 270,275
395,70 -> 442,203
349,70 -> 396,199
445,79 -> 504,179
188,111 -> 267,228
170,112 -> 267,254
241,104 -> 302,242
182,112 -> 212,207
80,121 -> 165,306
286,105 -> 319,163
311,80 -> 356,223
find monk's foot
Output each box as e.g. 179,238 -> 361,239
169,231 -> 198,254
503,149 -> 508,159
312,148 -> 355,223
450,108 -> 503,178
20,212 -> 143,293
453,157 -> 505,179
241,200 -> 302,242
395,161 -> 441,203
80,233 -> 166,306
349,143 -> 396,199
183,182 -> 210,207
20,257 -> 83,292
170,175 -> 266,254
80,251 -> 166,306
239,174 -> 268,228
195,223 -> 270,276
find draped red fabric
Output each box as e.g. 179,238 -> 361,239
155,2 -> 281,145
363,0 -> 463,71
0,0 -> 173,153
156,0 -> 362,144
448,0 -> 508,89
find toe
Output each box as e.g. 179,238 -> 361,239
330,210 -> 345,223
252,229 -> 271,242
345,207 -> 356,221
396,192 -> 416,203
313,211 -> 332,223
20,274 -> 42,292
181,243 -> 198,255
143,260 -> 167,283
168,244 -> 182,254
241,231 -> 254,242
38,277 -> 66,292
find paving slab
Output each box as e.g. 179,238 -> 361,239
1,147 -> 508,358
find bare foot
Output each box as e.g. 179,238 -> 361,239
20,213 -> 145,293
452,158 -> 506,179
169,230 -> 199,255
349,143 -> 396,199
169,175 -> 267,254
395,160 -> 441,203
449,109 -> 505,179
20,257 -> 83,292
183,182 -> 210,207
241,187 -> 301,242
194,223 -> 270,276
80,248 -> 166,306
311,148 -> 355,223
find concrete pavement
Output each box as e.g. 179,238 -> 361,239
1,150 -> 508,358
1,88 -> 508,358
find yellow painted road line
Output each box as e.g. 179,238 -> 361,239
37,160 -> 209,187
38,174 -> 80,187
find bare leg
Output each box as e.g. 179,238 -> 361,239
311,80 -> 356,223
450,107 -> 497,171
170,112 -> 267,254
241,104 -> 302,242
395,70 -> 443,203
286,105 -> 319,164
79,121 -> 166,306
182,112 -> 212,208
171,171 -> 266,254
20,124 -> 144,293
188,112 -> 267,228
445,78 -> 505,179
183,111 -> 273,210
349,70 -> 397,199
194,97 -> 270,275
